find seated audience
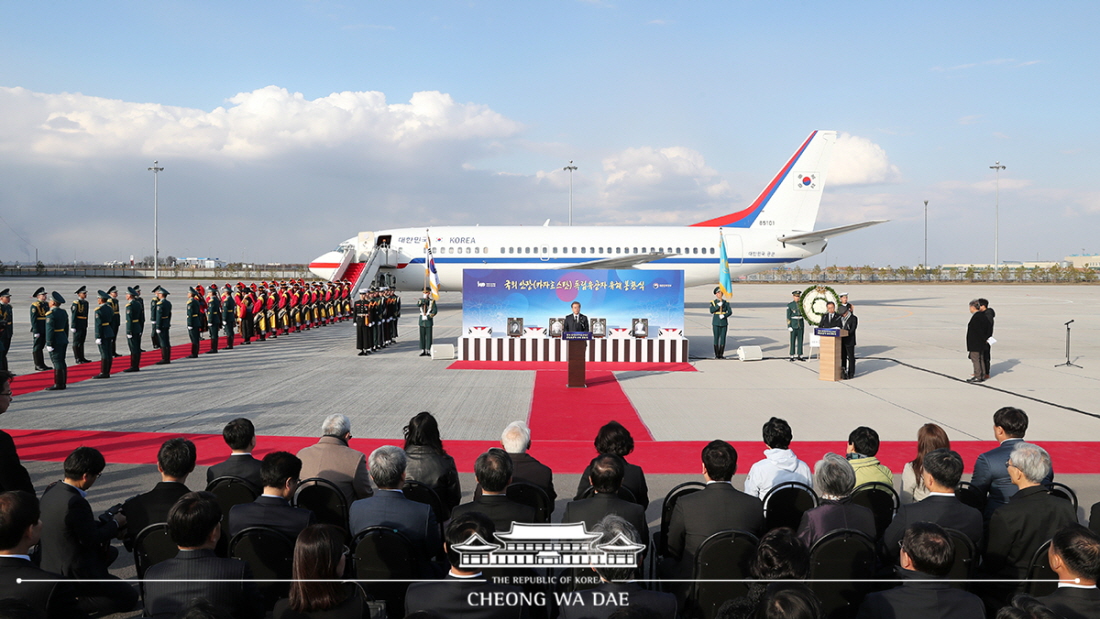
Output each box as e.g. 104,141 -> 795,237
228,451 -> 314,542
718,527 -> 811,619
122,437 -> 196,550
0,372 -> 34,494
972,407 -> 1053,518
174,599 -> 235,619
404,512 -> 526,619
559,515 -> 676,619
575,420 -> 649,507
664,440 -> 764,578
796,453 -> 875,548
38,446 -> 137,617
845,427 -> 893,487
0,491 -> 84,619
898,423 -> 950,504
744,417 -> 812,499
403,411 -> 461,514
349,445 -> 441,561
562,454 -> 649,547
883,448 -> 983,553
206,418 -> 263,490
855,522 -> 984,618
143,491 -> 263,619
473,420 -> 556,511
994,595 -> 1059,619
754,584 -> 823,619
274,524 -> 368,619
452,448 -> 537,534
1036,524 -> 1100,619
297,413 -> 373,505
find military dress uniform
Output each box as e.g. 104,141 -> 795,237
107,286 -> 121,358
221,285 -> 236,349
149,288 -> 161,349
70,287 -> 91,364
206,286 -> 222,353
30,288 -> 51,371
186,288 -> 202,358
93,292 -> 115,378
124,289 -> 144,372
0,289 -> 13,372
44,292 -> 69,390
709,287 -> 731,359
786,290 -> 805,361
155,290 -> 172,364
418,292 -> 437,357
354,293 -> 370,355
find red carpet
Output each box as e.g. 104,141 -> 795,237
528,370 -> 654,441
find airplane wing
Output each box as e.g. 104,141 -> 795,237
563,252 -> 673,270
777,220 -> 888,245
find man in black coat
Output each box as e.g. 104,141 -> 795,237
227,451 -> 314,543
819,301 -> 843,329
451,448 -> 537,534
0,491 -> 85,619
965,298 -> 992,383
883,449 -> 983,553
143,491 -> 263,619
978,298 -> 995,379
349,445 -> 441,564
855,522 -> 984,619
840,303 -> 858,379
562,454 -> 649,547
1037,524 -> 1100,619
206,417 -> 263,490
0,372 -> 34,495
38,447 -> 137,616
482,420 -> 556,511
121,437 -> 195,551
563,301 -> 589,333
970,407 -> 1053,519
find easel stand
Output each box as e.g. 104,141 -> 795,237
1055,320 -> 1082,368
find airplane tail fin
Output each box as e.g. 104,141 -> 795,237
691,130 -> 836,231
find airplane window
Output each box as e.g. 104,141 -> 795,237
466,247 -> 471,254
542,247 -> 547,254
676,247 -> 681,254
615,247 -> 621,254
693,247 -> 698,254
710,247 -> 715,254
633,247 -> 638,254
508,247 -> 513,254
552,247 -> 558,254
590,247 -> 595,254
474,247 -> 479,254
581,247 -> 586,254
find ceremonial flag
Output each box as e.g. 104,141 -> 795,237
425,232 -> 441,300
718,230 -> 733,297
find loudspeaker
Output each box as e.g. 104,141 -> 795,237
737,345 -> 763,361
430,344 -> 455,360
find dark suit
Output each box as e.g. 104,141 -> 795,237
0,556 -> 86,619
1038,586 -> 1100,619
121,480 -> 190,550
971,438 -> 1054,518
841,313 -> 857,378
558,582 -> 677,619
143,548 -> 264,619
563,312 -> 589,333
451,494 -> 538,534
0,429 -> 34,494
349,489 -> 441,560
796,499 -> 876,548
575,459 -> 649,507
983,485 -> 1078,581
819,312 -> 843,329
1090,501 -> 1100,536
882,494 -> 984,555
854,570 -> 984,619
228,495 -> 314,543
405,574 -> 528,619
475,452 -> 558,513
206,454 -> 264,490
665,482 -> 764,577
562,493 -> 650,547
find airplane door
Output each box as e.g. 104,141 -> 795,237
722,233 -> 743,267
540,244 -> 550,262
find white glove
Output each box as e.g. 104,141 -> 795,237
46,346 -> 54,352
70,328 -> 76,333
33,333 -> 39,339
127,334 -> 132,339
788,327 -> 793,332
187,326 -> 192,330
95,338 -> 101,344
156,329 -> 161,333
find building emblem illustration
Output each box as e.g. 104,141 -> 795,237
452,523 -> 645,569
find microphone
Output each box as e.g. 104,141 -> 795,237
1065,320 -> 1074,326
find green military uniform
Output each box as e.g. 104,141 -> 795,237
0,289 -> 12,373
786,290 -> 805,360
221,285 -> 236,349
186,288 -> 202,358
70,287 -> 92,364
107,286 -> 121,358
418,291 -> 437,357
124,288 -> 144,372
150,288 -> 161,349
709,287 -> 731,359
30,288 -> 51,371
207,285 -> 222,353
45,292 -> 69,390
155,289 -> 172,364
93,291 -> 115,379
354,292 -> 369,355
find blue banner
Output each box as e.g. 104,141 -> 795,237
462,269 -> 684,335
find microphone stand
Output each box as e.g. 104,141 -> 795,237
1055,320 -> 1082,368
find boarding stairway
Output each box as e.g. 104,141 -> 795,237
349,246 -> 386,292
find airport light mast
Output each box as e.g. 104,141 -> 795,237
990,161 -> 1005,266
148,160 -> 163,278
924,200 -> 929,280
563,161 -> 577,226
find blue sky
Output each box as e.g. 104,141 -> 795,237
1,1 -> 1098,267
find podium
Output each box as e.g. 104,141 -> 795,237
814,328 -> 848,381
563,332 -> 591,388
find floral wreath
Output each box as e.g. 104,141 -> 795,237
799,285 -> 840,326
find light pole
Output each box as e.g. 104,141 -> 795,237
990,161 -> 1005,266
923,200 -> 928,280
148,160 -> 163,278
563,161 -> 577,226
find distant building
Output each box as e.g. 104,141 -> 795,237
1064,254 -> 1100,269
177,257 -> 226,268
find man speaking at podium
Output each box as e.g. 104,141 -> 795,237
564,301 -> 589,334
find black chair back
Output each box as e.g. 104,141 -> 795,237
293,477 -> 350,533
849,482 -> 899,540
403,480 -> 447,525
352,526 -> 420,618
954,481 -> 986,514
657,481 -> 706,558
1045,482 -> 1079,511
133,523 -> 178,581
581,484 -> 637,504
506,482 -> 553,524
942,528 -> 977,589
686,530 -> 759,619
763,481 -> 819,532
808,529 -> 877,619
1025,539 -> 1057,597
228,526 -> 295,611
205,475 -> 260,556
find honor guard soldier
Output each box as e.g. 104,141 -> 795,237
131,284 -> 145,350
238,285 -> 253,344
70,286 -> 92,364
265,284 -> 277,338
787,290 -> 805,361
277,283 -> 289,335
837,292 -> 850,318
206,285 -> 222,353
92,290 -> 115,378
186,287 -> 202,358
123,287 -> 143,372
30,287 -> 51,371
252,285 -> 266,341
154,288 -> 172,364
392,288 -> 401,340
221,284 -> 236,349
709,287 -> 731,359
45,292 -> 69,390
150,286 -> 162,349
354,290 -> 370,355
418,288 -> 437,357
107,286 -> 121,358
0,289 -> 12,372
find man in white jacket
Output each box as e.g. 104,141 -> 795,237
744,417 -> 812,499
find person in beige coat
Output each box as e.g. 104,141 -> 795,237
297,414 -> 373,505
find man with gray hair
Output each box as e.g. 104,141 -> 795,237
349,446 -> 440,562
296,413 -> 372,505
982,441 -> 1077,603
476,421 -> 556,510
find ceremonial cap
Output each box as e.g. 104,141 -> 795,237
359,289 -> 368,294
132,284 -> 141,291
97,290 -> 110,300
32,287 -> 46,297
188,287 -> 199,295
840,291 -> 848,296
792,290 -> 801,295
713,286 -> 722,294
107,286 -> 117,294
127,287 -> 138,296
210,284 -> 218,291
224,284 -> 232,291
158,288 -> 170,295
0,289 -> 9,297
51,291 -> 65,304
75,286 -> 87,294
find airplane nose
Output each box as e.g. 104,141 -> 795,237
308,251 -> 342,281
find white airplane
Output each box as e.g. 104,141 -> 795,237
308,130 -> 885,291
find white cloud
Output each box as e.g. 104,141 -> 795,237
828,133 -> 901,186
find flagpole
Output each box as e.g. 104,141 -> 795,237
424,229 -> 430,290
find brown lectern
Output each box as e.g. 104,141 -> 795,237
815,328 -> 848,381
564,332 -> 591,388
